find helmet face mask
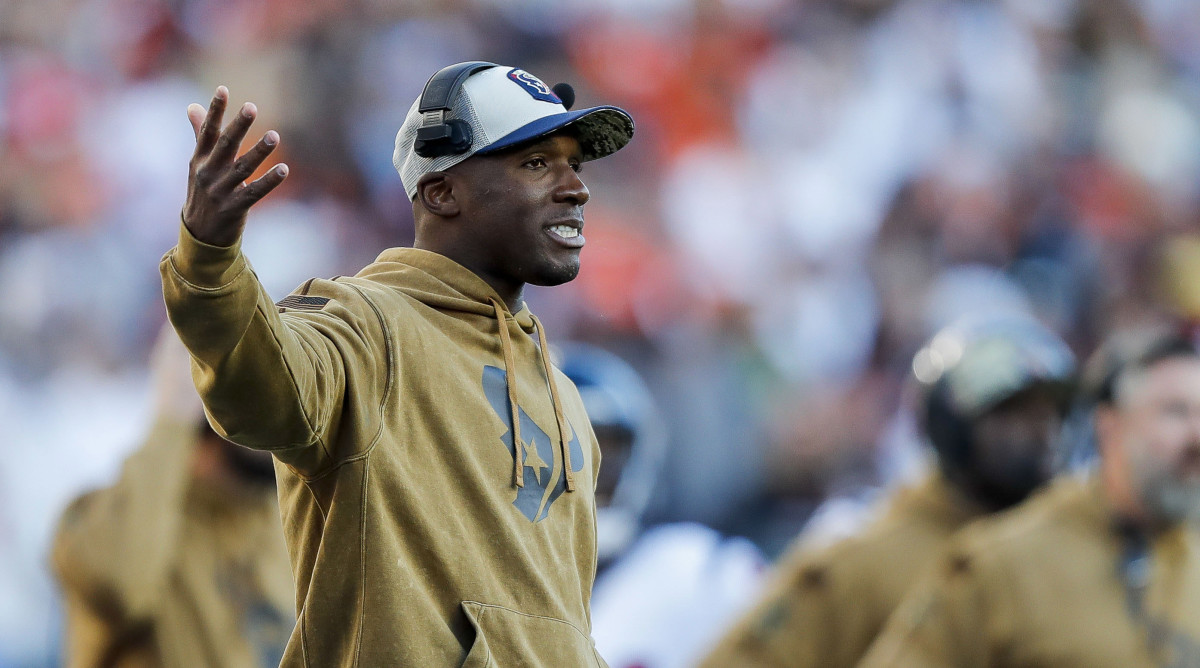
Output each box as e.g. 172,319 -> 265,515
915,317 -> 1077,509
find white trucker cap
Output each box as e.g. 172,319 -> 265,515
393,63 -> 635,199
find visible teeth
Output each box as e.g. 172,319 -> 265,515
550,225 -> 579,238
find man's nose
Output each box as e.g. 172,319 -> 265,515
555,166 -> 589,206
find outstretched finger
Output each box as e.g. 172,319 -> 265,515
209,102 -> 259,166
214,130 -> 280,192
194,86 -> 228,156
234,163 -> 289,209
187,104 -> 206,139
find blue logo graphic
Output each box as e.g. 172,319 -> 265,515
484,366 -> 584,521
507,69 -> 562,104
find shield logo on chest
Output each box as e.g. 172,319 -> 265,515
483,365 -> 585,522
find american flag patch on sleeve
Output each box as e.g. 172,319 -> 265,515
276,295 -> 331,312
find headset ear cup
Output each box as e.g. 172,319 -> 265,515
445,118 -> 473,154
413,118 -> 474,158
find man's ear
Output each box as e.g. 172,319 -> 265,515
415,172 -> 460,217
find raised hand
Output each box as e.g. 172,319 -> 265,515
182,86 -> 288,247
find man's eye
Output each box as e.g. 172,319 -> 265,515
524,157 -> 546,168
570,162 -> 582,173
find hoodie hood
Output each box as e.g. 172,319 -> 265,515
360,247 -> 531,324
358,247 -> 577,492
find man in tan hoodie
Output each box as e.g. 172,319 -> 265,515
699,317 -> 1076,668
861,326 -> 1200,667
160,62 -> 634,666
52,328 -> 294,667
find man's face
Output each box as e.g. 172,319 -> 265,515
450,133 -> 589,297
966,385 -> 1063,508
1104,356 -> 1200,526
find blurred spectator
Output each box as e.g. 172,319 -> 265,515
51,328 -> 293,668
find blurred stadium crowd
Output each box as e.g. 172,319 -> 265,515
3,0 -> 1200,664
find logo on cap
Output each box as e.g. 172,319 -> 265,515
507,68 -> 562,105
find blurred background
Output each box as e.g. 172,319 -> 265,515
2,0 -> 1200,664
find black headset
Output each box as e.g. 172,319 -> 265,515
413,61 -> 498,158
413,61 -> 577,159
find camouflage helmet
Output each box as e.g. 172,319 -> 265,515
913,316 -> 1077,473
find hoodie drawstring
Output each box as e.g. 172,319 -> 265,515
531,314 -> 576,493
489,298 -> 575,493
491,299 -> 526,488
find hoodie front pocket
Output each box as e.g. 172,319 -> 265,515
459,601 -> 607,668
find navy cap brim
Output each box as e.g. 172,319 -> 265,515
475,105 -> 635,161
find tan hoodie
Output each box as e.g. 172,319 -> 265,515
860,476 -> 1200,668
160,225 -> 606,667
699,473 -> 985,668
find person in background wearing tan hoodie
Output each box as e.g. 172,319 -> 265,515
861,325 -> 1200,667
52,327 -> 294,668
699,317 -> 1076,668
160,62 -> 634,666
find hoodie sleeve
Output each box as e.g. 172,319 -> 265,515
160,223 -> 388,474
